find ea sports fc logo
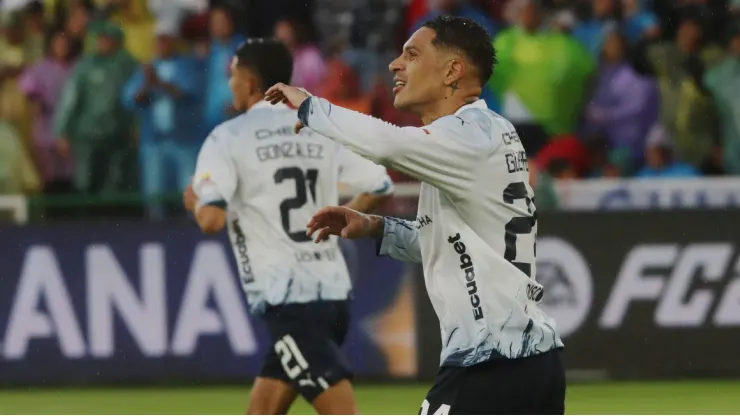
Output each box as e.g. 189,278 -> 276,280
536,237 -> 593,338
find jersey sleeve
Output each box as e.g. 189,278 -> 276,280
337,145 -> 394,196
299,97 -> 491,197
193,132 -> 237,209
376,217 -> 421,263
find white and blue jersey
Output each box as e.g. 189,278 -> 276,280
192,101 -> 393,315
297,97 -> 564,367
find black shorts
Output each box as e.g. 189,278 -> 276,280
260,300 -> 352,402
420,348 -> 565,415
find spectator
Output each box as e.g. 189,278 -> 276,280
0,120 -> 41,195
602,148 -> 631,178
0,12 -> 32,141
652,0 -> 728,42
274,17 -> 326,94
202,6 -> 244,133
621,0 -> 660,45
19,29 -> 74,194
635,124 -> 700,178
585,134 -> 633,177
106,0 -> 156,64
213,0 -> 249,36
547,157 -> 579,179
123,24 -> 200,219
647,16 -> 724,170
242,0 -> 311,38
23,1 -> 46,63
408,0 -> 498,38
53,22 -> 138,194
583,31 -> 659,165
573,0 -> 619,57
490,0 -> 594,155
341,10 -> 382,93
704,24 -> 740,174
62,0 -> 94,59
536,134 -> 592,177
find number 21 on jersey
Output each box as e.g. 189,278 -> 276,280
274,166 -> 319,242
502,181 -> 537,277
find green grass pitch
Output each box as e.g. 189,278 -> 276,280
1,381 -> 739,414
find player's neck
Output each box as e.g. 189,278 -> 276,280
244,94 -> 266,112
419,94 -> 480,125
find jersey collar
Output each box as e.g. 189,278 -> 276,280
250,100 -> 289,111
454,99 -> 487,115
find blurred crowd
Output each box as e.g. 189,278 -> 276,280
0,0 -> 739,211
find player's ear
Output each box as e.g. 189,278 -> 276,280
245,73 -> 257,95
240,68 -> 258,95
443,59 -> 465,87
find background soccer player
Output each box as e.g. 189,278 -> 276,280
266,16 -> 566,415
183,39 -> 394,415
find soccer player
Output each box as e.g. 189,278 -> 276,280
265,16 -> 566,415
183,39 -> 394,415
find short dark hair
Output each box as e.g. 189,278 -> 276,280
422,15 -> 497,86
234,38 -> 293,91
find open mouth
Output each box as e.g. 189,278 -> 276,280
393,80 -> 406,94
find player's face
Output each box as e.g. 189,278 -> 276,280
388,27 -> 450,112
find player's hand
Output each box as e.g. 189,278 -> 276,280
306,206 -> 384,243
265,82 -> 311,109
183,183 -> 198,212
265,83 -> 312,134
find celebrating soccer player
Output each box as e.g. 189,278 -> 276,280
184,38 -> 394,414
266,16 -> 566,415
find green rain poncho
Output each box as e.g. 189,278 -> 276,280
489,28 -> 594,136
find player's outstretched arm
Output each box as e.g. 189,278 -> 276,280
265,83 -> 487,198
306,207 -> 421,263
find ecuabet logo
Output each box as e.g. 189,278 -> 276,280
536,237 -> 593,338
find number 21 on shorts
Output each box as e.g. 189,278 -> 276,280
274,334 -> 309,379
